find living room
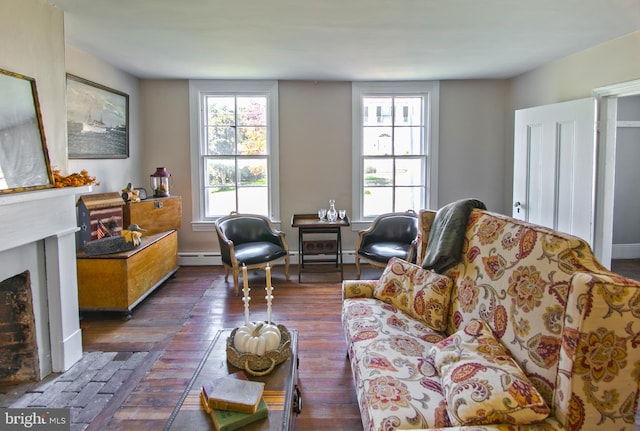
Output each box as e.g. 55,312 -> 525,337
2,0 -> 640,430
3,0 -> 640,262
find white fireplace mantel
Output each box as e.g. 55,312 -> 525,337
0,185 -> 91,376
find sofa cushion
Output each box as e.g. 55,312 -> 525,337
430,318 -> 550,426
373,257 -> 452,332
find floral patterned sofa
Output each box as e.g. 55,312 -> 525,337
342,208 -> 640,431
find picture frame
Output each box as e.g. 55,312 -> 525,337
0,68 -> 54,194
66,74 -> 129,159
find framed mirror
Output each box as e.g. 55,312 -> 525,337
0,68 -> 54,194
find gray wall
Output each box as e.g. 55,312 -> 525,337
1,0 -> 66,172
4,0 -> 640,256
507,31 -> 640,212
142,79 -> 510,254
613,95 -> 640,247
65,45 -> 144,193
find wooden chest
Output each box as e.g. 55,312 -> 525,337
76,230 -> 178,317
123,196 -> 181,236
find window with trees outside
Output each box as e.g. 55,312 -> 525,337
352,81 -> 439,222
189,81 -> 279,226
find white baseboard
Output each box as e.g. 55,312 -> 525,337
612,243 -> 640,259
178,253 -> 220,266
178,250 -> 357,266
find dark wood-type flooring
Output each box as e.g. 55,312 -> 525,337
6,260 -> 640,430
80,264 -> 381,431
611,259 -> 640,282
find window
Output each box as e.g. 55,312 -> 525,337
189,81 -> 279,229
352,82 -> 439,222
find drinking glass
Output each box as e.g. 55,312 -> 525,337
338,209 -> 346,220
318,208 -> 327,221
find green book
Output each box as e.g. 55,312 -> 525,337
200,391 -> 268,431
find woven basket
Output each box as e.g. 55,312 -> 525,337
226,324 -> 291,376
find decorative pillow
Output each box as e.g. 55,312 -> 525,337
373,257 -> 452,331
429,319 -> 550,426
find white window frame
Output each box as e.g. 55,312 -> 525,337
351,81 -> 439,228
189,80 -> 280,231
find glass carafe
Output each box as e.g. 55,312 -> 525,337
327,199 -> 338,222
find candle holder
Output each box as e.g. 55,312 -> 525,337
265,264 -> 273,324
226,264 -> 290,375
242,264 -> 251,325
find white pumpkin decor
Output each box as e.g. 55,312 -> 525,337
233,322 -> 282,356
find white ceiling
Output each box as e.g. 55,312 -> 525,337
48,0 -> 640,81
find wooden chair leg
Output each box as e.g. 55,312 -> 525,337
284,255 -> 290,281
223,265 -> 229,281
232,266 -> 240,296
355,255 -> 361,279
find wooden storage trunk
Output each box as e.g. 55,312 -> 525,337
76,192 -> 125,249
123,196 -> 181,236
76,230 -> 178,317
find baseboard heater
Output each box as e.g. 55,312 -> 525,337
178,250 -> 356,266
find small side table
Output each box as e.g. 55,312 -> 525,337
291,214 -> 350,282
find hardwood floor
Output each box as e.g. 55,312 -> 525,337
8,260 -> 639,430
79,264 -> 379,431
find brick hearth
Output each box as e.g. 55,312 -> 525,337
0,271 -> 39,384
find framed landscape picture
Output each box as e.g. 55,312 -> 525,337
66,74 -> 129,159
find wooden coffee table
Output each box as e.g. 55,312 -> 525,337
164,328 -> 300,431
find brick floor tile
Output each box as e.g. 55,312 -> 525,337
87,352 -> 118,370
29,380 -> 72,406
99,369 -> 133,394
63,369 -> 99,393
68,382 -> 104,408
93,361 -> 123,382
57,352 -> 100,382
75,393 -> 113,424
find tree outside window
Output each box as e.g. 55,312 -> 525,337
204,96 -> 269,216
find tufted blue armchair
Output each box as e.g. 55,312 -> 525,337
215,212 -> 290,295
354,210 -> 419,279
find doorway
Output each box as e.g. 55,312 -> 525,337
594,80 -> 640,270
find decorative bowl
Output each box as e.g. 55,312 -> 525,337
226,323 -> 291,376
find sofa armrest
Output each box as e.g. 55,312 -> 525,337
342,280 -> 377,300
555,271 -> 640,430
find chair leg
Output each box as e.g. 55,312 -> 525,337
284,255 -> 290,281
232,267 -> 240,296
223,265 -> 229,281
355,255 -> 361,279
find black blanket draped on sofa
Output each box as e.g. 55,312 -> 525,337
421,198 -> 486,273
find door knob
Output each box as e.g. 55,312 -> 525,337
514,201 -> 521,213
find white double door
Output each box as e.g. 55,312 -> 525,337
513,98 -> 597,248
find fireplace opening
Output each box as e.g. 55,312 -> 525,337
0,271 -> 39,384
